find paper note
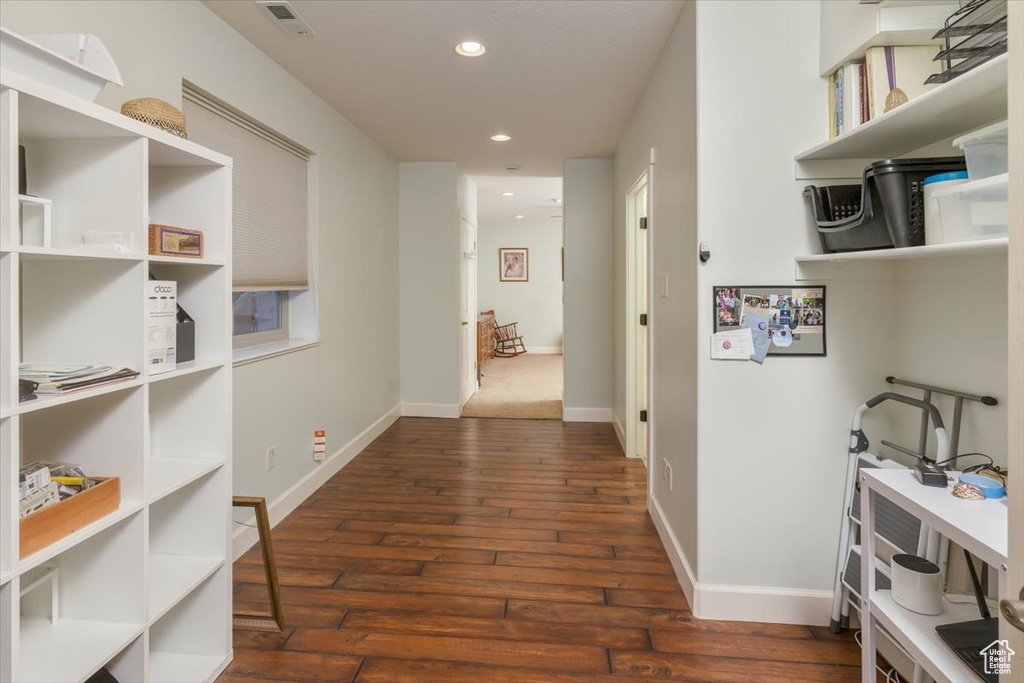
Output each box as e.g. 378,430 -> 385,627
711,328 -> 753,360
741,313 -> 771,364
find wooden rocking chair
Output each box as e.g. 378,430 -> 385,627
493,318 -> 527,357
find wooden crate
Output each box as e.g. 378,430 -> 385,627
20,477 -> 120,559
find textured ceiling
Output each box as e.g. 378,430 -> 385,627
203,0 -> 684,178
474,175 -> 563,224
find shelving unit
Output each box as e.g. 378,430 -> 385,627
860,469 -> 1008,683
0,66 -> 232,682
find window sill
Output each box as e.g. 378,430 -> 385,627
232,338 -> 320,367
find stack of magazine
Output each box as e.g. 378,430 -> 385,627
20,364 -> 140,396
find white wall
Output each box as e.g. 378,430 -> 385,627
1,0 -> 400,516
399,162 -> 460,414
478,218 -> 564,350
563,159 -> 614,417
613,1 -> 699,576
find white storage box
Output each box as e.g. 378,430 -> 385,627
953,120 -> 1008,180
0,27 -> 122,102
933,174 -> 1008,243
146,280 -> 177,375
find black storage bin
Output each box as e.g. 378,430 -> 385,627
805,157 -> 966,253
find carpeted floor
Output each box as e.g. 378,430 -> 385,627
461,353 -> 563,419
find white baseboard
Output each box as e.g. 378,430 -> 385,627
400,403 -> 460,418
648,495 -> 831,626
649,495 -> 697,608
696,583 -> 833,626
611,412 -> 626,452
232,404 -> 401,560
562,407 -> 613,422
529,347 -> 563,354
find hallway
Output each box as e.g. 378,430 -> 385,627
224,418 -> 860,682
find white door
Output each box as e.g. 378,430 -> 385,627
459,217 -> 478,408
626,172 -> 650,467
635,183 -> 649,467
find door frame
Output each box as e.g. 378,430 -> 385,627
459,215 -> 478,409
625,156 -> 653,468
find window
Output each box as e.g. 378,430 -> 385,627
182,83 -> 316,353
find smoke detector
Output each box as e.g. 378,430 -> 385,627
258,1 -> 316,37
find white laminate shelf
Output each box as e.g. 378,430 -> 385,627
861,469 -> 1007,569
1,68 -> 230,169
16,501 -> 145,578
18,617 -> 143,683
1,378 -> 144,419
147,457 -> 223,504
148,651 -> 229,683
796,238 -> 1008,264
149,555 -> 224,623
4,245 -> 144,262
796,54 -> 1008,163
145,360 -> 224,384
869,591 -> 981,683
147,255 -> 226,267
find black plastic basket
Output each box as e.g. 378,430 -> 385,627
805,157 -> 967,253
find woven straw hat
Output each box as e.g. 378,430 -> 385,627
120,98 -> 187,139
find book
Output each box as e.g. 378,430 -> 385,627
829,68 -> 843,138
865,45 -> 939,119
843,62 -> 864,133
22,365 -> 140,395
859,62 -> 870,125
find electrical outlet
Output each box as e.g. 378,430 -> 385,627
660,274 -> 669,298
662,458 -> 672,491
266,447 -> 276,471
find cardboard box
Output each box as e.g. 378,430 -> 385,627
20,477 -> 120,558
149,224 -> 203,258
147,280 -> 177,375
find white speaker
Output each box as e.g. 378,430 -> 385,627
891,554 -> 943,615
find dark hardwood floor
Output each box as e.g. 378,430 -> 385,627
222,417 -> 862,682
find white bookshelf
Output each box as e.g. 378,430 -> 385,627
859,469 -> 1009,683
0,67 -> 232,683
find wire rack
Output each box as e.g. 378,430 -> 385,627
926,0 -> 1007,84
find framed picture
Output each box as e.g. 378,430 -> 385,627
499,247 -> 529,282
712,285 -> 827,356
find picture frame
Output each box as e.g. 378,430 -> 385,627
499,247 -> 529,282
712,285 -> 827,356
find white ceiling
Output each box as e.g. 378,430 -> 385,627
474,175 -> 563,224
203,0 -> 684,180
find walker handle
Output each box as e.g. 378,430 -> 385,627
865,392 -> 945,430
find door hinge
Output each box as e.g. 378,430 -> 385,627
639,217 -> 647,230
639,410 -> 648,423
639,313 -> 648,326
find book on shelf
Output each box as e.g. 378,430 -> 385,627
828,61 -> 865,138
864,45 -> 939,120
19,363 -> 140,395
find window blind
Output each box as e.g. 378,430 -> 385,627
182,84 -> 310,290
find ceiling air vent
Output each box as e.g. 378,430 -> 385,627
257,1 -> 316,37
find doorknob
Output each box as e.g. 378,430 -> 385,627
1001,587 -> 1024,633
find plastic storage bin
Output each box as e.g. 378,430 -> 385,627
923,171 -> 969,245
932,174 -> 1008,243
953,120 -> 1008,180
804,157 -> 967,253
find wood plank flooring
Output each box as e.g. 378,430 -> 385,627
223,417 -> 862,682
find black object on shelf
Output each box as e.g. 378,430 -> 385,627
804,157 -> 966,253
177,303 -> 195,363
18,145 -> 27,195
84,668 -> 120,683
926,0 -> 1007,85
19,378 -> 38,403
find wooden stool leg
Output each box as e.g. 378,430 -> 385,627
232,496 -> 286,631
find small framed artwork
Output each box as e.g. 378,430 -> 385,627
499,247 -> 529,282
712,285 -> 827,356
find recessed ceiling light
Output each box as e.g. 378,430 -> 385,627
514,215 -> 525,219
490,134 -> 511,142
501,191 -> 514,197
455,41 -> 486,57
